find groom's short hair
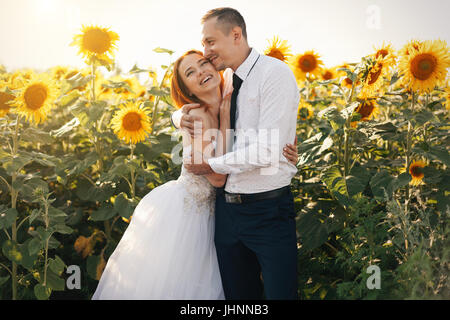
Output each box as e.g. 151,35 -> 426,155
201,7 -> 247,40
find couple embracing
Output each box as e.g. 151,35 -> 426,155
93,7 -> 300,300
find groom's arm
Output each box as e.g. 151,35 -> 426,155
207,64 -> 299,175
171,109 -> 183,129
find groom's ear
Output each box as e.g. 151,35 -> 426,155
231,27 -> 243,44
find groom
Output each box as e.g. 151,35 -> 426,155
171,7 -> 299,300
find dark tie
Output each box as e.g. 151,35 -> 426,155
230,73 -> 243,131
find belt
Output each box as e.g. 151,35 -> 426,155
217,186 -> 290,204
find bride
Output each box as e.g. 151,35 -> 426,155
91,50 -> 298,300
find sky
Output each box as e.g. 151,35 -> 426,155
1,0 -> 449,78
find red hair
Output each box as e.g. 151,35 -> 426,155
170,50 -> 224,109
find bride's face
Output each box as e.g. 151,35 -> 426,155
178,53 -> 221,100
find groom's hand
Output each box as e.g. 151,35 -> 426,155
183,156 -> 214,176
180,103 -> 203,138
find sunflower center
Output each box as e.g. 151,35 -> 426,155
368,63 -> 383,85
376,49 -> 388,59
0,92 -> 15,110
298,55 -> 317,72
268,49 -> 285,62
82,29 -> 112,55
357,101 -> 375,120
345,78 -> 353,85
24,84 -> 48,110
122,112 -> 142,131
410,164 -> 424,177
410,53 -> 437,80
323,71 -> 333,80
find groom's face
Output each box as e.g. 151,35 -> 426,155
201,17 -> 236,71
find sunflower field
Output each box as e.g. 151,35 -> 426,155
0,26 -> 449,300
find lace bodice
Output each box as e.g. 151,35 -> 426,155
177,141 -> 216,214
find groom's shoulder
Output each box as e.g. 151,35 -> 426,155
259,54 -> 296,82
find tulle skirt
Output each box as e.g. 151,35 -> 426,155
91,179 -> 224,300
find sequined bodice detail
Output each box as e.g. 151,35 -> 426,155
177,143 -> 216,215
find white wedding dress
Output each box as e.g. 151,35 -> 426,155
92,141 -> 224,300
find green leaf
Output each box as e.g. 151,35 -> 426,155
21,127 -> 54,144
153,47 -> 174,55
88,100 -> 107,123
2,154 -> 33,175
34,283 -> 52,300
48,255 -> 66,276
28,237 -> 42,256
297,211 -> 328,251
428,147 -> 450,166
414,110 -> 435,126
39,268 -> 65,291
90,204 -> 117,221
57,90 -> 80,108
390,172 -> 411,192
0,208 -> 18,229
128,64 -> 150,74
0,275 -> 10,287
318,106 -> 346,128
321,167 -> 350,207
2,240 -> 22,264
87,255 -> 101,280
114,192 -> 136,220
50,117 -> 80,138
370,170 -> 395,200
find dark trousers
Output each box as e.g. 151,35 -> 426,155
214,187 -> 298,300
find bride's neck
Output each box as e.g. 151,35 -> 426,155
200,88 -> 222,118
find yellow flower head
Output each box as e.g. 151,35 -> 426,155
399,39 -> 450,93
359,59 -> 391,98
297,100 -> 314,120
264,36 -> 292,63
0,80 -> 16,117
111,101 -> 152,144
408,160 -> 426,186
321,67 -> 338,81
10,73 -> 58,124
71,25 -> 119,65
351,99 -> 379,127
290,50 -> 324,81
373,42 -> 397,66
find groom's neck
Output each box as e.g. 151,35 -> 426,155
230,45 -> 252,71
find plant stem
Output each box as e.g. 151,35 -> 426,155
151,64 -> 172,134
130,143 -> 136,199
10,114 -> 20,300
42,197 -> 49,287
404,92 -> 415,253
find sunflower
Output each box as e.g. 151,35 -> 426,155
359,59 -> 391,98
289,50 -> 323,81
321,67 -> 338,81
264,36 -> 292,63
0,80 -> 15,117
399,39 -> 450,93
10,73 -> 58,124
337,63 -> 359,89
297,100 -> 314,120
408,160 -> 426,186
111,101 -> 152,144
71,25 -> 119,65
372,42 -> 397,66
351,99 -> 379,127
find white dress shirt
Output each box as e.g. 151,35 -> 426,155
172,48 -> 299,194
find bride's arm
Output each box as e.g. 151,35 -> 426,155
214,92 -> 232,158
182,108 -> 227,188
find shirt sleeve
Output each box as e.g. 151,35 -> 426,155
208,64 -> 299,175
171,109 -> 183,129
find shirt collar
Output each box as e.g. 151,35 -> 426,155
234,48 -> 260,81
